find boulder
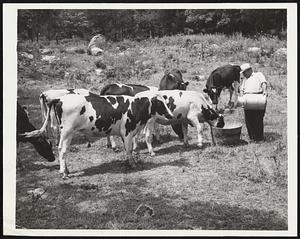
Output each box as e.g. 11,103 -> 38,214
247,47 -> 261,54
20,52 -> 34,59
40,48 -> 54,55
41,55 -> 56,63
275,48 -> 287,56
88,34 -> 106,56
90,47 -> 103,56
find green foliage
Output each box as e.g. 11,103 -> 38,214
17,9 -> 287,43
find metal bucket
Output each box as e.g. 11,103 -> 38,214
238,94 -> 267,110
212,122 -> 242,145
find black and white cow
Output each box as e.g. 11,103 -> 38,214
26,91 -> 173,178
17,102 -> 55,163
135,90 -> 225,156
203,64 -> 241,109
39,88 -> 90,143
159,69 -> 189,91
100,83 -> 159,149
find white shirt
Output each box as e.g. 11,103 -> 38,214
241,72 -> 267,94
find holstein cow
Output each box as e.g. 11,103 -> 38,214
159,69 -> 189,140
17,102 -> 55,165
135,90 -> 225,156
100,83 -> 159,149
203,64 -> 241,109
26,91 -> 173,178
39,88 -> 90,144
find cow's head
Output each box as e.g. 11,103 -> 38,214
20,131 -> 55,162
33,137 -> 55,162
201,105 -> 225,128
203,87 -> 222,105
151,94 -> 174,120
177,81 -> 189,90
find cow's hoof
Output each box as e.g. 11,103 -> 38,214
112,147 -> 118,152
149,152 -> 156,157
62,173 -> 70,179
87,143 -> 91,148
106,144 -> 112,149
184,143 -> 189,148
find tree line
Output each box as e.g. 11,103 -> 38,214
18,9 -> 287,42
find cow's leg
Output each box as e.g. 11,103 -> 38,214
182,123 -> 189,147
210,125 -> 216,146
107,136 -> 117,151
124,135 -> 136,168
190,117 -> 204,147
233,81 -> 239,108
58,130 -> 73,178
144,122 -> 156,156
153,122 -> 161,143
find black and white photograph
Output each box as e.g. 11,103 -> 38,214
3,3 -> 298,237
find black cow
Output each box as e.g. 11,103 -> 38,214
100,83 -> 158,96
159,69 -> 189,90
17,102 -> 55,163
203,64 -> 241,109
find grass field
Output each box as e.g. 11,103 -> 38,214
16,33 -> 288,230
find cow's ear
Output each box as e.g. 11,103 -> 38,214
185,81 -> 189,86
203,88 -> 208,93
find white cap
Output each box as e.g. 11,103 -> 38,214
240,63 -> 252,73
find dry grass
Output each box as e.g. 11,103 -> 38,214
16,33 -> 287,230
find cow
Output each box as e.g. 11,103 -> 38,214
135,90 -> 225,156
24,91 -> 173,178
159,69 -> 189,91
203,64 -> 241,109
39,88 -> 90,144
100,83 -> 158,96
100,83 -> 159,149
159,69 -> 189,140
17,102 -> 55,165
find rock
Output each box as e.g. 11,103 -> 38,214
211,44 -> 219,49
275,48 -> 287,56
247,47 -> 261,54
41,55 -> 56,63
88,34 -> 106,55
135,204 -> 154,217
90,47 -> 103,56
28,188 -> 48,200
143,68 -> 151,75
20,52 -> 34,59
40,48 -> 54,55
95,69 -> 103,76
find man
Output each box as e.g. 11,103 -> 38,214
240,63 -> 268,142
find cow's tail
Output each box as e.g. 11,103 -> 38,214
100,84 -> 112,95
21,100 -> 57,139
39,94 -> 48,123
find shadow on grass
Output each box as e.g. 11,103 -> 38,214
81,157 -> 191,177
154,142 -> 211,155
16,186 -> 287,230
216,139 -> 248,147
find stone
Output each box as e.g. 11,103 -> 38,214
41,55 -> 56,63
40,48 -> 54,55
